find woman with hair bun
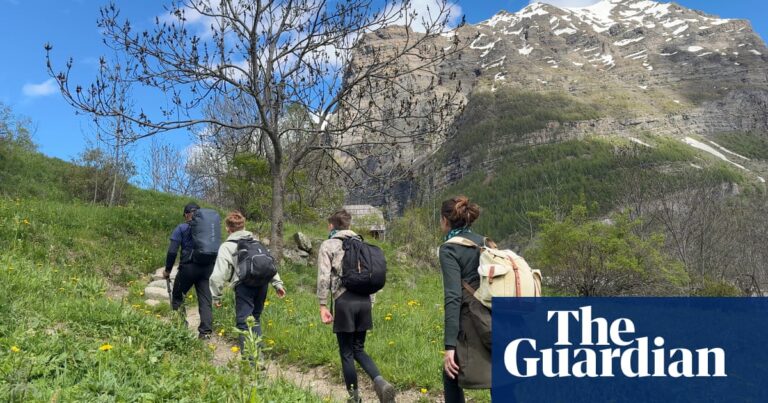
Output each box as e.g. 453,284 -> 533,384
438,196 -> 489,402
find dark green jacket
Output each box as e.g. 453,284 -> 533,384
439,231 -> 484,349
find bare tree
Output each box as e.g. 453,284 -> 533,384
47,0 -> 466,255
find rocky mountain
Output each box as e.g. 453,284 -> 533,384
346,0 -> 768,218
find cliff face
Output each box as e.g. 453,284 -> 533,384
344,0 -> 768,214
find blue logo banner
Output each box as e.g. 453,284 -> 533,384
492,298 -> 768,403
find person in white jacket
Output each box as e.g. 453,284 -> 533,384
210,211 -> 286,348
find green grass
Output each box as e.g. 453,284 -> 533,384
0,248 -> 320,402
709,132 -> 768,160
0,192 -> 321,400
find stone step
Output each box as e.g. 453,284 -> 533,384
151,266 -> 178,281
148,279 -> 170,289
144,286 -> 170,301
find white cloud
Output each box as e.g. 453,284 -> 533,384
394,0 -> 463,33
530,0 -> 601,8
22,78 -> 57,97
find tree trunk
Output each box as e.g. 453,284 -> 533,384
109,142 -> 119,207
270,166 -> 285,259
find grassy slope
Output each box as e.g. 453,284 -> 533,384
432,89 -> 746,244
443,136 -> 743,243
0,150 -> 320,401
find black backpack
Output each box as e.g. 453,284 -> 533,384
340,236 -> 387,295
228,238 -> 277,287
189,208 -> 221,265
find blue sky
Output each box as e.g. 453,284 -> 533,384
1,0 -> 766,167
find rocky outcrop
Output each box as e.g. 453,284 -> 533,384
345,0 -> 768,213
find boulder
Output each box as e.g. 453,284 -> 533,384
152,266 -> 178,281
283,249 -> 308,266
148,279 -> 170,289
144,286 -> 170,301
293,232 -> 313,253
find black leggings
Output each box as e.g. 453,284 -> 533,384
336,331 -> 381,391
443,370 -> 465,403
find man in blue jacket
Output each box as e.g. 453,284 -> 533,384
164,202 -> 214,339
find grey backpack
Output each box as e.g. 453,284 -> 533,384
189,208 -> 221,265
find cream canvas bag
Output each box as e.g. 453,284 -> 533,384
445,236 -> 542,308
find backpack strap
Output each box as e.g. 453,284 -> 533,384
444,236 -> 480,248
445,236 -> 498,249
462,280 -> 477,295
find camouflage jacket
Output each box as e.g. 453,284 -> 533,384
316,230 -> 374,306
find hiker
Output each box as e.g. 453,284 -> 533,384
210,211 -> 286,350
317,209 -> 396,403
163,202 -> 216,339
438,196 -> 489,403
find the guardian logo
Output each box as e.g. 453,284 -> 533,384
504,306 -> 727,378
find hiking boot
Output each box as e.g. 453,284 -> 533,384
373,377 -> 396,403
198,333 -> 212,340
346,389 -> 362,403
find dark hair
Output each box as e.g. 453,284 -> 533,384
441,195 -> 480,229
225,211 -> 246,231
183,202 -> 200,214
328,209 -> 352,230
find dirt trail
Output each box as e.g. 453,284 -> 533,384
141,267 -> 431,403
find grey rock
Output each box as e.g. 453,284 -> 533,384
152,266 -> 178,281
148,279 -> 169,289
283,249 -> 308,266
144,286 -> 170,301
293,232 -> 313,253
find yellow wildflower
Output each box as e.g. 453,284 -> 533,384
309,323 -> 315,327
231,346 -> 240,353
388,341 -> 395,346
420,388 -> 428,394
267,339 -> 276,346
98,343 -> 113,351
10,346 -> 20,353
264,300 -> 270,306
23,219 -> 30,225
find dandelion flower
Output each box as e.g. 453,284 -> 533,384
231,346 -> 240,353
420,388 -> 428,394
10,346 -> 20,353
98,343 -> 113,352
